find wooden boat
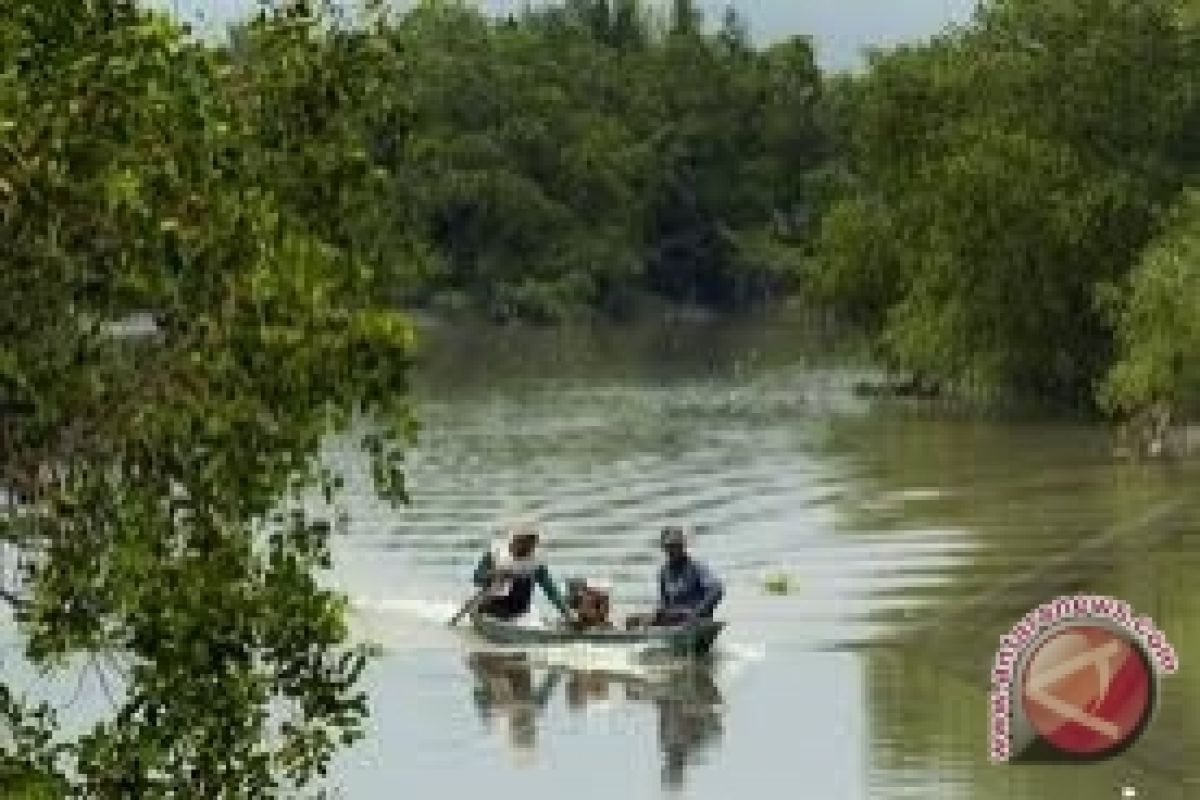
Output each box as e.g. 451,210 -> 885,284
469,612 -> 725,657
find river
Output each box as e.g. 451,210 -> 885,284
315,311 -> 1198,799
5,312 -> 1189,796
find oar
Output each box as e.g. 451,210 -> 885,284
448,588 -> 487,628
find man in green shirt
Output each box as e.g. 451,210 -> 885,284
472,522 -> 572,623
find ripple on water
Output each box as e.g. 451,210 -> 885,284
317,322 -> 1199,798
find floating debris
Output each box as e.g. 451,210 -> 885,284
763,572 -> 793,595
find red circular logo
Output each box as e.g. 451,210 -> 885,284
1020,624 -> 1153,757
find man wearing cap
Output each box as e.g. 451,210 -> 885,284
651,525 -> 724,626
472,521 -> 573,623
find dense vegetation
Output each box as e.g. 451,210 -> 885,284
0,1 -> 413,795
355,0 -> 832,321
3,0 -> 1200,794
815,0 -> 1200,429
321,0 -> 1200,426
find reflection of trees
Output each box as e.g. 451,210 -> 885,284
862,647 -> 1189,799
415,311 -> 821,397
465,653 -> 724,790
820,414 -> 1199,794
821,415 -> 1196,613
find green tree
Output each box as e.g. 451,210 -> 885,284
1,1 -> 414,794
1101,188 -> 1200,432
361,1 -> 828,320
638,13 -> 823,309
385,2 -> 649,320
814,0 -> 1200,406
0,0 -> 833,791
669,0 -> 702,37
225,2 -> 436,301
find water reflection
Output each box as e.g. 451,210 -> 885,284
468,652 -> 561,753
465,651 -> 724,790
625,664 -> 723,790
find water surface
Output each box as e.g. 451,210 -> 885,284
325,314 -> 1199,799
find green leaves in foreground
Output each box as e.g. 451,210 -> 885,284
1,1 -> 414,795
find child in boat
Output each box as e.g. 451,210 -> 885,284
565,578 -> 615,630
472,521 -> 573,624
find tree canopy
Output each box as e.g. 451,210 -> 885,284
1,1 -> 412,794
812,0 -> 1200,412
377,0 -> 829,320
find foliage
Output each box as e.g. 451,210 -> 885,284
0,1 -> 836,791
225,3 -> 437,300
813,0 -> 1200,407
1,0 -> 414,794
1101,188 -> 1200,420
373,0 -> 829,320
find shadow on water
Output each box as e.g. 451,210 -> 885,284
465,651 -> 724,792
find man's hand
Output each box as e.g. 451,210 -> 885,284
660,608 -> 696,627
624,612 -> 653,630
483,569 -> 516,595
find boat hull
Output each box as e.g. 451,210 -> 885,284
469,613 -> 725,657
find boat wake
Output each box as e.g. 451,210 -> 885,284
714,640 -> 767,682
340,590 -> 466,651
349,592 -> 461,625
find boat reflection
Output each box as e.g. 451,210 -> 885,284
465,651 -> 724,789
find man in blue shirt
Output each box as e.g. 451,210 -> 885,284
651,525 -> 724,626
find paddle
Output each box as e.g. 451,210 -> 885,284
447,588 -> 487,627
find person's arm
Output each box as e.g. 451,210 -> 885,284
534,565 -> 570,617
693,563 -> 724,617
472,552 -> 495,589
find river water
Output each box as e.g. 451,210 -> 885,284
314,312 -> 1199,800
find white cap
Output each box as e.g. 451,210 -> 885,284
502,518 -> 541,541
